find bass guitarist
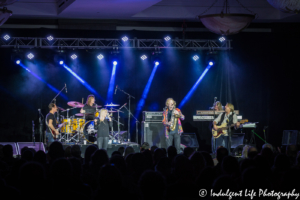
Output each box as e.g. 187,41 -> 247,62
213,103 -> 240,153
45,103 -> 64,146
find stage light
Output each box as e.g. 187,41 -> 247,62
16,60 -> 20,65
155,61 -> 159,66
193,55 -> 199,61
122,36 -> 128,42
59,61 -> 64,65
113,61 -> 117,65
71,54 -> 77,60
3,34 -> 10,41
47,36 -> 54,41
219,36 -> 226,42
97,54 -> 104,60
141,55 -> 147,60
164,36 -> 171,41
209,61 -> 214,66
27,53 -> 34,60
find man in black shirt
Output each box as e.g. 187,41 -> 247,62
46,103 -> 59,145
80,94 -> 97,120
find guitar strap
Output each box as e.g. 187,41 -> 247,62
218,112 -> 234,126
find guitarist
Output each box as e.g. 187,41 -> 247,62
45,103 -> 60,146
213,103 -> 240,153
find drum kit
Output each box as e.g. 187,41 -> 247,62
56,101 -> 124,144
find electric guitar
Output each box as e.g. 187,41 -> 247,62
46,122 -> 67,139
212,119 -> 248,138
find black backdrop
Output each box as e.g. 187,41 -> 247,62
0,24 -> 299,152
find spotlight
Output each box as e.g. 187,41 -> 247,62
113,61 -> 117,65
59,61 -> 64,65
97,54 -> 104,60
3,34 -> 10,41
16,60 -> 20,65
47,36 -> 54,41
155,61 -> 159,66
164,36 -> 171,41
71,54 -> 77,60
209,61 -> 214,66
193,55 -> 199,61
27,53 -> 34,60
141,55 -> 147,60
122,36 -> 128,42
219,36 -> 226,42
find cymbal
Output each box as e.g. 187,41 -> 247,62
68,101 -> 84,108
75,113 -> 94,116
57,107 -> 66,111
104,103 -> 120,107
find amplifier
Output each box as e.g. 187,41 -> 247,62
143,111 -> 163,122
141,121 -> 166,148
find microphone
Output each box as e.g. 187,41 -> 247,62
114,85 -> 118,95
119,103 -> 127,110
65,84 -> 67,93
38,109 -> 41,123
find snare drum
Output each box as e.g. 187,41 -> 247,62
60,119 -> 73,134
81,120 -> 97,143
72,119 -> 85,132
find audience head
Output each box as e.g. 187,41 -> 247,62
140,142 -> 150,152
139,170 -> 166,200
262,143 -> 274,152
118,146 -> 125,156
50,158 -> 72,183
124,146 -> 135,158
151,146 -> 158,155
286,145 -> 298,158
84,145 -> 97,165
90,149 -> 109,168
71,145 -> 81,158
167,146 -> 177,161
200,151 -> 214,167
3,144 -> 13,158
33,150 -> 47,165
111,151 -> 122,156
216,147 -> 228,163
247,146 -> 258,159
183,147 -> 194,158
221,156 -> 239,175
64,146 -> 72,158
241,145 -> 251,158
153,148 -> 165,165
21,149 -> 34,161
48,141 -> 65,161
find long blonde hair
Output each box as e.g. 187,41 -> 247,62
86,95 -> 95,106
226,103 -> 234,112
213,101 -> 223,111
99,108 -> 108,122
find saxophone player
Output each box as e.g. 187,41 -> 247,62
162,98 -> 185,154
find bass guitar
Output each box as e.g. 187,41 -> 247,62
46,122 -> 67,139
212,119 -> 248,138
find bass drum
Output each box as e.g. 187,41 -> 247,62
80,120 -> 97,143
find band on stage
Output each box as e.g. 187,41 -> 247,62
45,93 -> 240,154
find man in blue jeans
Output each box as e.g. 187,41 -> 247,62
213,103 -> 240,153
45,103 -> 60,146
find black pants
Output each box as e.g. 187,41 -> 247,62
166,132 -> 181,154
97,137 -> 109,150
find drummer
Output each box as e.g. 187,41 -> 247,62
80,94 -> 97,120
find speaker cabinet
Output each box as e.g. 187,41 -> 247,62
0,142 -> 18,156
142,121 -> 166,148
17,142 -> 45,154
180,133 -> 199,148
231,133 -> 245,148
282,130 -> 300,145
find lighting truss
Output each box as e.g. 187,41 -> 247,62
0,37 -> 232,51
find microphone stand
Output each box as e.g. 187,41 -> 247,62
123,105 -> 139,143
32,121 -> 35,145
115,87 -> 135,142
49,85 -> 67,122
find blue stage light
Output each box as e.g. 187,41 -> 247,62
97,54 -> 104,60
27,53 -> 34,60
164,36 -> 171,41
3,34 -> 10,41
16,60 -> 21,65
141,55 -> 147,60
122,36 -> 128,42
59,61 -> 64,65
47,36 -> 54,41
113,61 -> 117,65
219,37 -> 226,42
193,55 -> 199,61
155,61 -> 159,66
209,61 -> 214,66
71,54 -> 77,60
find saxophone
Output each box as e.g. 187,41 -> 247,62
169,108 -> 178,131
